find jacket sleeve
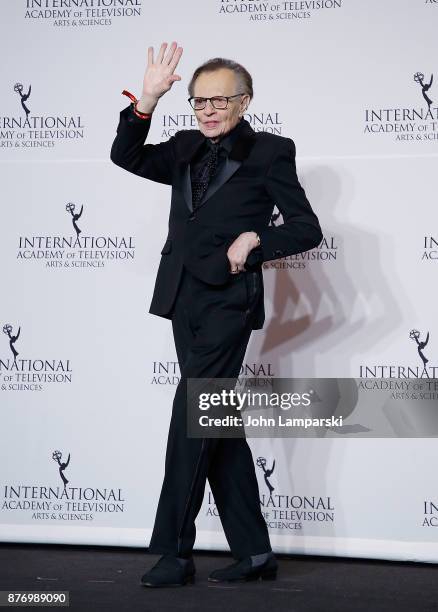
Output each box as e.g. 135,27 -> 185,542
247,138 -> 322,266
110,104 -> 177,185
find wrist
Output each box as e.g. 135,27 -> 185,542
121,90 -> 156,118
136,94 -> 158,115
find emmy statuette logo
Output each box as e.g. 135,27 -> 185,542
409,329 -> 430,378
3,323 -> 21,364
414,72 -> 433,111
14,82 -> 31,116
65,202 -> 83,238
52,450 -> 71,490
256,456 -> 276,498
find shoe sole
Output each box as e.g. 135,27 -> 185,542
140,575 -> 195,588
208,570 -> 277,583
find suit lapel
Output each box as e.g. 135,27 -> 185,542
196,157 -> 241,209
181,165 -> 193,212
176,132 -> 204,213
176,119 -> 256,213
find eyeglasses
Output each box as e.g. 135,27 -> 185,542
188,93 -> 246,110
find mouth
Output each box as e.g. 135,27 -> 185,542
204,121 -> 219,129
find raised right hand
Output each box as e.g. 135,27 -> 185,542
138,41 -> 183,112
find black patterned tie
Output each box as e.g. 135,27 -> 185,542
191,141 -> 220,209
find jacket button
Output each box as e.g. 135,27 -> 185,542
274,249 -> 283,257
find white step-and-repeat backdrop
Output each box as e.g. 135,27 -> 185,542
1,0 -> 438,562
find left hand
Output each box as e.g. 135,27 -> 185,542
227,232 -> 259,274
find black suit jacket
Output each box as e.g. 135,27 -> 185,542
110,104 -> 323,330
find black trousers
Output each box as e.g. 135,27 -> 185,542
147,265 -> 272,560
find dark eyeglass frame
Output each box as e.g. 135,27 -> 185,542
188,93 -> 246,110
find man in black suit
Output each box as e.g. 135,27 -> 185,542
110,41 -> 322,587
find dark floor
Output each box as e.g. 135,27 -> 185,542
0,544 -> 437,612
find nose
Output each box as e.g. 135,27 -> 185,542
203,99 -> 217,114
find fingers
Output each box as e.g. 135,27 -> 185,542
163,41 -> 177,64
169,46 -> 183,72
147,46 -> 153,66
156,41 -> 168,63
148,41 -> 183,71
229,261 -> 244,274
228,245 -> 246,273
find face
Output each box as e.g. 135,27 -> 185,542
192,68 -> 250,141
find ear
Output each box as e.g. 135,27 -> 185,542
240,94 -> 250,115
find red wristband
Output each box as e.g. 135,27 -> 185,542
121,89 -> 152,119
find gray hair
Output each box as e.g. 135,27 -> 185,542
188,57 -> 253,99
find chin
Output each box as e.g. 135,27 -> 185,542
203,129 -> 220,138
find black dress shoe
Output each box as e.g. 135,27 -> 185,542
208,553 -> 278,582
140,555 -> 196,587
